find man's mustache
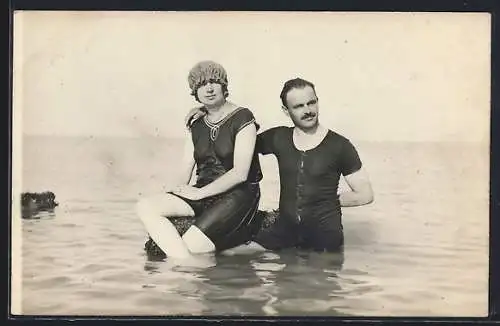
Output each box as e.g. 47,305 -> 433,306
301,112 -> 317,120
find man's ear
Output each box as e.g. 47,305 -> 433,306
281,105 -> 289,116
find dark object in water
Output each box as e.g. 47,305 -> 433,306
21,191 -> 59,218
144,209 -> 279,259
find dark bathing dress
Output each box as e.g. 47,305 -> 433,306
170,107 -> 264,252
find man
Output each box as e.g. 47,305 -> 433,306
186,77 -> 374,253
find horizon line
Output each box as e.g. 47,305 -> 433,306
19,133 -> 489,144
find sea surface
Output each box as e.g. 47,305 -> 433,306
16,135 -> 489,316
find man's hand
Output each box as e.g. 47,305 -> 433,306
172,185 -> 204,201
184,106 -> 207,129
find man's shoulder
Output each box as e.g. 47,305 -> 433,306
326,129 -> 350,143
325,129 -> 360,153
259,125 -> 291,136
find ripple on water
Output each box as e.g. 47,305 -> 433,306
57,222 -> 81,228
75,262 -> 123,274
24,275 -> 74,289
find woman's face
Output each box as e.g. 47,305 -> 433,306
196,81 -> 226,106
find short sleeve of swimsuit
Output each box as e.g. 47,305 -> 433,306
230,108 -> 260,134
339,139 -> 363,176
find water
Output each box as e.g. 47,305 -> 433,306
17,135 -> 489,316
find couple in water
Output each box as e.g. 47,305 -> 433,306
136,60 -> 374,261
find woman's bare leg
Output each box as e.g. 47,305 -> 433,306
136,193 -> 195,259
182,226 -> 216,254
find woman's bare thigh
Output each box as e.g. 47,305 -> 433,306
138,193 -> 195,217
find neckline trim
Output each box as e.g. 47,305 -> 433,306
290,127 -> 330,152
204,107 -> 243,128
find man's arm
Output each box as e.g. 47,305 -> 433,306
339,167 -> 374,207
337,139 -> 374,207
255,127 -> 278,155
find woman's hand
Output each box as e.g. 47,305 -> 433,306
172,185 -> 204,201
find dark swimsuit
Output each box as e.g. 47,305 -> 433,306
170,107 -> 264,252
253,127 -> 363,252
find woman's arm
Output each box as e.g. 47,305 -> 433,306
196,123 -> 257,198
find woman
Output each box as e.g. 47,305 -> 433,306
136,61 -> 263,260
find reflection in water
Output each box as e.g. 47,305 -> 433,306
143,249 -> 347,316
251,250 -> 346,316
21,209 -> 57,220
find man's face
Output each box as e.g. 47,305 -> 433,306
196,81 -> 225,106
284,86 -> 319,130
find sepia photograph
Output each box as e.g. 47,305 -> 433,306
11,11 -> 490,317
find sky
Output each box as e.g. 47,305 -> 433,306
13,11 -> 491,142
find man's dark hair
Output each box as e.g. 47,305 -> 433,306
279,78 -> 316,108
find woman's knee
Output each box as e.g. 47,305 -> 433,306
135,196 -> 167,222
183,226 -> 216,254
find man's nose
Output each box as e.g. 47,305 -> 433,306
306,103 -> 316,112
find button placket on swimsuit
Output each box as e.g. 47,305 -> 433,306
296,151 -> 306,223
